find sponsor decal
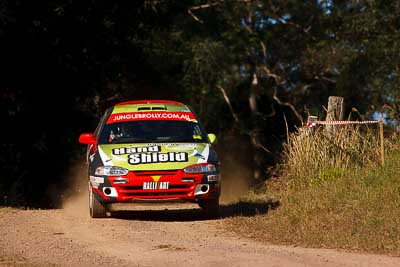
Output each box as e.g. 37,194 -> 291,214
112,145 -> 188,165
151,175 -> 161,182
106,112 -> 197,124
190,148 -> 205,160
90,176 -> 104,188
143,181 -> 169,190
156,143 -> 196,151
99,146 -> 114,166
90,176 -> 104,184
112,145 -> 159,155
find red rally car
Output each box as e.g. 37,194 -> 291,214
78,100 -> 221,218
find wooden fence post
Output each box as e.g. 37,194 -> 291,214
379,118 -> 385,166
325,96 -> 345,136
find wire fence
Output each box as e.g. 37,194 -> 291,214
305,116 -> 385,166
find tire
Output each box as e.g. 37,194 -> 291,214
198,199 -> 220,219
88,183 -> 107,218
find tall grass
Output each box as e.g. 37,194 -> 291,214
283,125 -> 383,186
224,125 -> 400,255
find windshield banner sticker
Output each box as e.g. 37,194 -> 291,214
107,112 -> 197,124
112,145 -> 189,165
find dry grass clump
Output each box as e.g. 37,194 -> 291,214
283,125 -> 383,186
224,125 -> 400,255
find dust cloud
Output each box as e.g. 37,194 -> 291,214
217,135 -> 256,204
219,162 -> 252,204
60,161 -> 89,218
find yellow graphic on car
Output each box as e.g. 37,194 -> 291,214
151,175 -> 161,182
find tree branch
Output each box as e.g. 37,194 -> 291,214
261,65 -> 284,85
187,2 -> 220,23
250,131 -> 271,153
188,0 -> 253,23
272,89 -> 303,124
217,85 -> 240,123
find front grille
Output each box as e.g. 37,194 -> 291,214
123,184 -> 190,190
125,192 -> 184,196
133,170 -> 178,176
117,183 -> 193,199
115,170 -> 199,199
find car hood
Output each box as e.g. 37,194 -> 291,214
97,143 -> 212,171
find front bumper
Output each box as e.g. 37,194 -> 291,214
90,169 -> 221,203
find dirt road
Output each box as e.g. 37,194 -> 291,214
1,190 -> 400,267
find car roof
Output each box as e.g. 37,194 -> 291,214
112,100 -> 191,113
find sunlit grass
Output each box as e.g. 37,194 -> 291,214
224,126 -> 400,255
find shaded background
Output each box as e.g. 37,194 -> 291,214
1,0 -> 399,207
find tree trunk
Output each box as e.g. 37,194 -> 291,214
325,96 -> 345,136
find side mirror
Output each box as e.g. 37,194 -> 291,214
79,133 -> 96,145
207,133 -> 217,144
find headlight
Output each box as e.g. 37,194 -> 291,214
183,164 -> 216,174
95,166 -> 129,176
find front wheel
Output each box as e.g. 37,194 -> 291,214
88,183 -> 107,218
198,199 -> 220,219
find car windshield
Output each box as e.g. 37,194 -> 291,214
98,120 -> 208,144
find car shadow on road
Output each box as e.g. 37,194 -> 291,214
110,199 -> 280,222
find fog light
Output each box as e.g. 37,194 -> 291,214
102,187 -> 118,197
194,184 -> 209,195
104,188 -> 111,195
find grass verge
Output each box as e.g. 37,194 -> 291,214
224,126 -> 400,256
